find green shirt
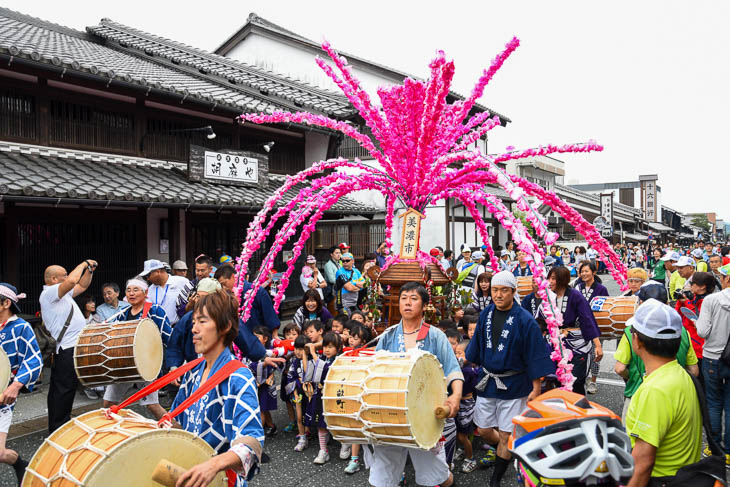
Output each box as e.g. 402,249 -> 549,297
652,260 -> 666,281
615,325 -> 696,398
626,360 -> 702,477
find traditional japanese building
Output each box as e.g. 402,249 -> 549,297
0,8 -> 379,311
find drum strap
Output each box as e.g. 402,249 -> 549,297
141,301 -> 152,319
416,322 -> 430,341
107,357 -> 205,416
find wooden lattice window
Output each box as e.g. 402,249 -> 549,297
0,90 -> 37,141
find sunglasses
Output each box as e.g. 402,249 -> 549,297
341,259 -> 352,263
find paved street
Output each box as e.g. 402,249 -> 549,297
2,277 -> 626,487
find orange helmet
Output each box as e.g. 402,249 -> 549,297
509,389 -> 633,486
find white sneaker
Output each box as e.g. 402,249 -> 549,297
339,443 -> 351,460
313,449 -> 330,464
344,459 -> 361,474
294,435 -> 308,452
586,381 -> 598,394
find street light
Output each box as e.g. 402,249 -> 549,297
263,141 -> 275,152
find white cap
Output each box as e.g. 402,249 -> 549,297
628,298 -> 682,339
660,251 -> 680,262
500,250 -> 509,257
460,244 -> 472,253
676,256 -> 696,268
691,248 -> 704,259
472,250 -> 484,260
139,259 -> 165,277
491,271 -> 517,289
172,260 -> 188,270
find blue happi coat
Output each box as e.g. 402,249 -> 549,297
114,304 -> 172,347
0,317 -> 42,412
172,347 -> 264,487
465,303 -> 555,400
376,321 -> 464,385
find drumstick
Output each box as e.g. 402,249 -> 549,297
151,459 -> 185,487
434,406 -> 450,419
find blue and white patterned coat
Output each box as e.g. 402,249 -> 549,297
172,348 -> 265,487
113,304 -> 172,347
0,316 -> 42,413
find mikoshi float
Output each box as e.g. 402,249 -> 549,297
234,37 -> 629,393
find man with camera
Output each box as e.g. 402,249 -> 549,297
40,260 -> 97,433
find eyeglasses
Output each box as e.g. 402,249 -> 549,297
341,259 -> 352,263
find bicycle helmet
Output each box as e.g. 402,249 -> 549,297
509,389 -> 633,486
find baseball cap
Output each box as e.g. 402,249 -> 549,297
718,264 -> 730,277
429,248 -> 440,257
491,271 -> 517,289
139,259 -> 165,277
472,250 -> 484,260
627,298 -> 682,339
460,244 -> 471,254
676,256 -> 696,268
691,249 -> 704,259
341,252 -> 354,261
196,277 -> 222,293
636,281 -> 668,304
219,254 -> 233,264
500,250 -> 509,257
172,260 -> 188,270
306,255 -> 317,264
0,283 -> 25,314
659,251 -> 680,262
338,242 -> 350,250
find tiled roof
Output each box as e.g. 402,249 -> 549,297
220,13 -> 511,125
0,142 -> 376,214
87,19 -> 353,117
0,8 -> 353,117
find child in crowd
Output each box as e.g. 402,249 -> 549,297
343,324 -> 369,473
466,314 -> 478,340
452,305 -> 465,322
443,330 -> 462,468
252,326 -> 278,436
280,322 -> 300,433
304,331 -> 342,465
454,339 -> 480,473
288,335 -> 311,452
341,321 -> 352,347
445,328 -> 462,351
330,317 -> 344,335
350,310 -> 366,323
438,318 -> 456,332
303,319 -> 325,346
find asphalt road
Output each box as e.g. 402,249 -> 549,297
2,276 -> 626,487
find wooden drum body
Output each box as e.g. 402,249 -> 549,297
323,350 -> 446,450
74,319 -> 163,387
0,347 -> 10,395
23,409 -> 226,486
516,276 -> 534,297
591,296 -> 639,339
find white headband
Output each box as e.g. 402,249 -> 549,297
0,285 -> 25,303
126,278 -> 149,292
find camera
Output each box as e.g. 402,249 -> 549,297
673,289 -> 694,301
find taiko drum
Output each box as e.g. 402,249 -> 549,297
590,295 -> 639,339
22,409 -> 226,486
516,276 -> 534,297
0,348 -> 10,395
74,319 -> 163,387
322,350 -> 446,450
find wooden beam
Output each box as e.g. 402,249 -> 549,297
4,203 -> 18,286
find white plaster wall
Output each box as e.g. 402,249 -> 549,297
226,35 -> 407,99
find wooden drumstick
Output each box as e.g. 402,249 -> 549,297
151,459 -> 186,487
434,405 -> 450,419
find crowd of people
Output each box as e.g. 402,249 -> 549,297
0,238 -> 729,486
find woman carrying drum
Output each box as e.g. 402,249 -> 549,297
573,262 -> 608,395
103,278 -> 172,420
168,289 -> 264,487
546,266 -> 602,396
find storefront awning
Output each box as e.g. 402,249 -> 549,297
648,222 -> 675,232
624,233 -> 648,242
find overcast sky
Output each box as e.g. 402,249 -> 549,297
6,1 -> 728,218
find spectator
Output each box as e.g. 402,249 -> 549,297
573,246 -> 588,266
455,244 -> 472,271
214,264 -> 236,293
498,250 -> 511,272
624,299 -> 702,485
512,250 -> 533,277
334,252 -> 364,315
676,271 -> 716,375
76,295 -> 97,324
614,282 -> 699,422
374,241 -> 388,268
41,259 -> 97,433
141,259 -> 187,326
587,244 -> 598,268
442,249 -> 453,270
299,255 -> 327,299
696,264 -> 730,462
653,251 -> 678,300
94,282 -> 130,322
721,246 -> 730,266
548,245 -> 564,267
171,260 -> 188,278
459,251 -> 485,292
505,241 -> 516,261
175,254 -> 213,319
709,254 -> 724,290
691,249 -> 709,272
323,246 -> 341,313
647,248 -> 661,271
669,255 -> 695,302
469,272 -> 492,314
292,289 -> 333,329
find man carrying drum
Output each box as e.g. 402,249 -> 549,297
167,289 -> 264,487
370,281 -> 463,487
0,283 -> 42,484
466,271 -> 556,487
103,278 -> 172,420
